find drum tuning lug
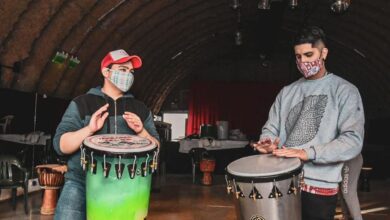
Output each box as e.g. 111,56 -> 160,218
288,179 -> 298,195
226,185 -> 232,194
152,161 -> 158,172
235,185 -> 245,199
82,160 -> 87,171
249,190 -> 256,201
102,162 -> 111,178
141,162 -> 148,177
149,163 -> 154,174
143,154 -> 150,177
254,187 -> 263,199
224,176 -> 233,194
127,164 -> 137,179
90,163 -> 95,173
249,186 -> 262,200
150,160 -> 157,174
115,163 -> 125,179
90,159 -> 97,174
269,185 -> 283,199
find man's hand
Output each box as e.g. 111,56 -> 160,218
88,104 -> 109,134
273,147 -> 309,161
251,138 -> 280,154
123,112 -> 144,134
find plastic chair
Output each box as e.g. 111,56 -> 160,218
0,115 -> 14,134
0,154 -> 29,214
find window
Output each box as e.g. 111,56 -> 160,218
162,112 -> 188,141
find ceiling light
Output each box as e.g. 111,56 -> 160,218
330,0 -> 351,14
258,0 -> 271,10
235,31 -> 243,46
231,0 -> 241,9
289,0 -> 298,9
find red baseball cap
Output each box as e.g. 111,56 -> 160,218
101,49 -> 142,71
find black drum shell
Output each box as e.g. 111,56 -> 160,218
199,124 -> 217,139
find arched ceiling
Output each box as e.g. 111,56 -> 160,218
0,0 -> 389,117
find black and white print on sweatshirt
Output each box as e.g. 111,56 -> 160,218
285,95 -> 328,147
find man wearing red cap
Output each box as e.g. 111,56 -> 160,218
52,49 -> 160,220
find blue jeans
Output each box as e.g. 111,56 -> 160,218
54,179 -> 86,220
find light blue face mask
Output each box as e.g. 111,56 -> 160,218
108,69 -> 134,92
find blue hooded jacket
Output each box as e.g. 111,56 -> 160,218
53,87 -> 159,183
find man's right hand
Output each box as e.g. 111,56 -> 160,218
251,137 -> 280,154
88,104 -> 109,134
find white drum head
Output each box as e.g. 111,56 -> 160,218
83,134 -> 156,153
227,154 -> 301,177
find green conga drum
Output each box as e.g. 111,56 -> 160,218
82,134 -> 158,220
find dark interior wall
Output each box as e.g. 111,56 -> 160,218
160,59 -> 390,179
0,88 -> 70,136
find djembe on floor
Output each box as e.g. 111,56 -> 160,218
199,157 -> 216,185
36,164 -> 67,215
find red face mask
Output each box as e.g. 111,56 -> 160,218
296,58 -> 323,78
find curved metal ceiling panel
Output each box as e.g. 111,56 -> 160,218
0,0 -> 389,116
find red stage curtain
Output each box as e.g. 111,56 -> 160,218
186,81 -> 283,138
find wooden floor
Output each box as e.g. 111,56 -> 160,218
0,174 -> 389,220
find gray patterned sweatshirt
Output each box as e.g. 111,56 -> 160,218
260,73 -> 365,188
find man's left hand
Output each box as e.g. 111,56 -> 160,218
123,112 -> 144,134
272,147 -> 309,161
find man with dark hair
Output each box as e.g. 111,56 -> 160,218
53,49 -> 160,220
252,26 -> 365,220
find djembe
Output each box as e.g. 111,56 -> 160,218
225,154 -> 303,220
199,157 -> 216,185
81,134 -> 158,220
36,164 -> 67,215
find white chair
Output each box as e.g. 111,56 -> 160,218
0,115 -> 14,134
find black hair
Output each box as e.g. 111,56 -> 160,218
294,26 -> 327,47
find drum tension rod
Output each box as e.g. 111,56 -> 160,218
115,156 -> 125,179
151,151 -> 158,173
80,148 -> 87,171
128,155 -> 137,179
102,154 -> 111,178
90,152 -> 97,174
142,154 -> 150,177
